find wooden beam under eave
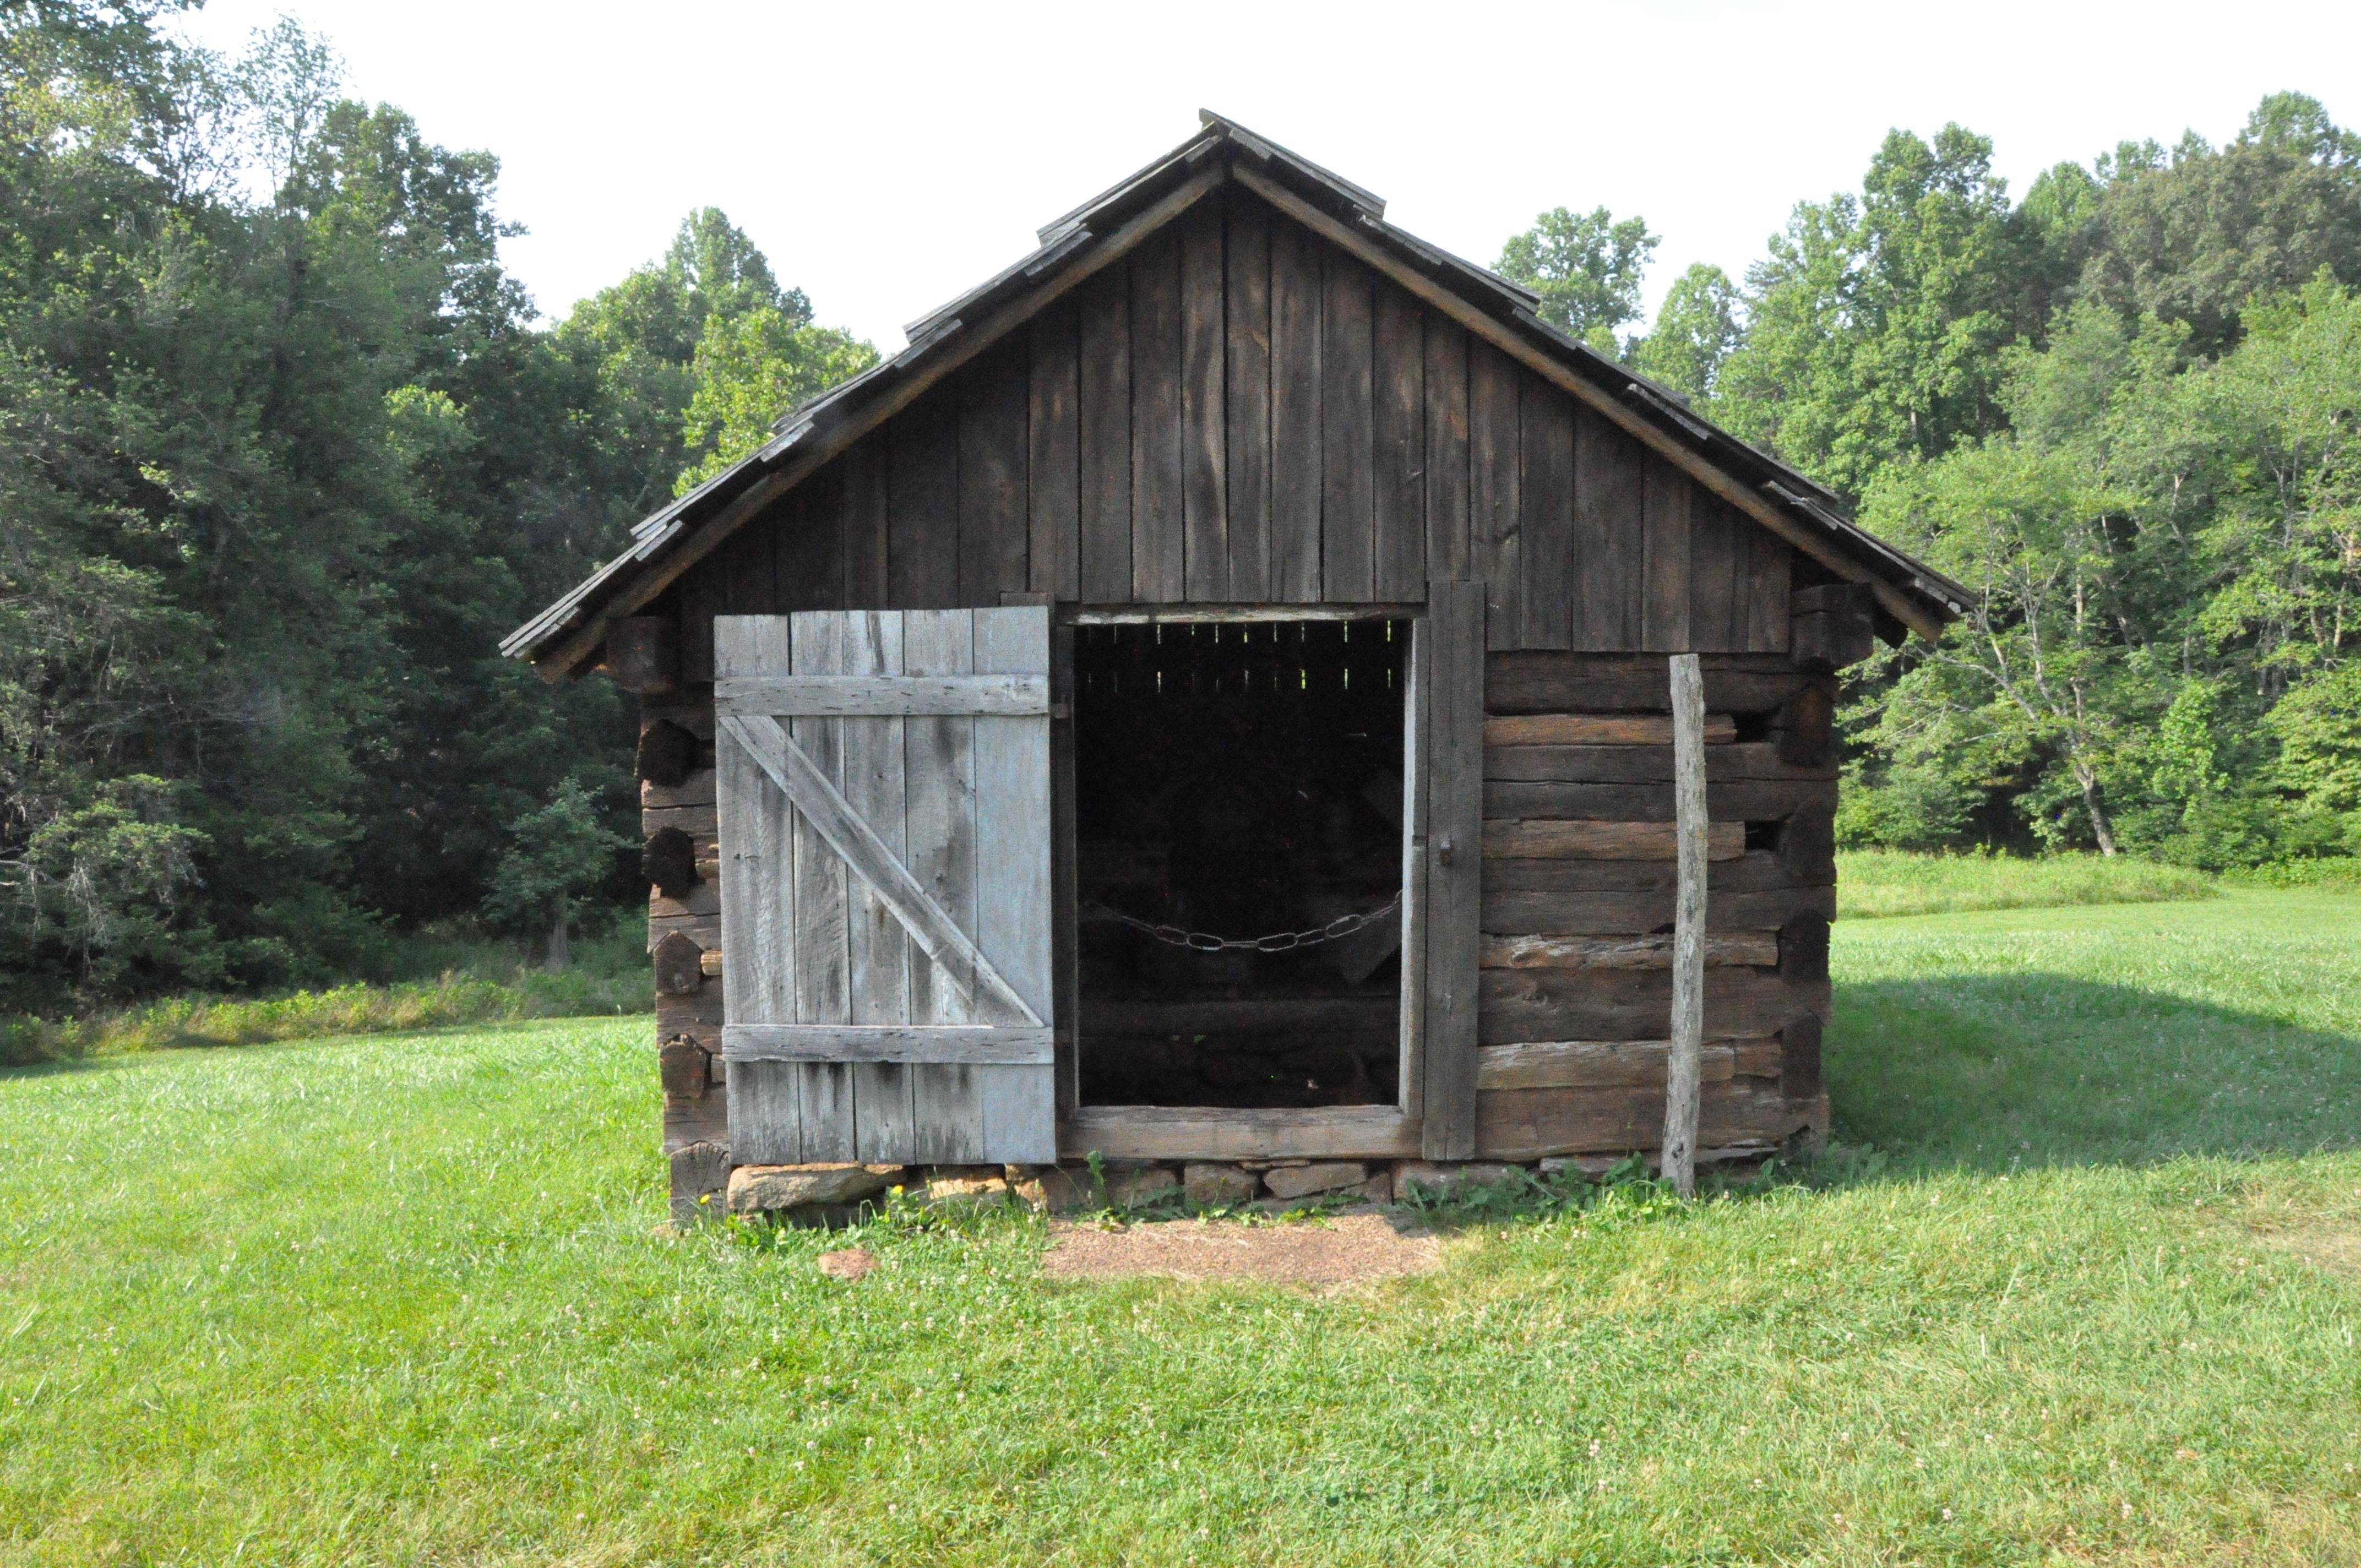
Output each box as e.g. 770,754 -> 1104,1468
1230,166 -> 1949,644
533,164 -> 1235,681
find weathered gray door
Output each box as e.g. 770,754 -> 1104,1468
714,608 -> 1056,1165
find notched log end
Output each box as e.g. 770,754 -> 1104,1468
637,718 -> 697,787
652,930 -> 706,995
643,826 -> 701,900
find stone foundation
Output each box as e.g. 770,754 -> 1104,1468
717,1143 -> 1797,1225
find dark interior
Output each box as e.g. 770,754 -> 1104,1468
1074,617 -> 1408,1108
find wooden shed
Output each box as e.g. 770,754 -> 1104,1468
506,115 -> 1967,1219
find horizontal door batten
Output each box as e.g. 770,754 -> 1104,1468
722,1025 -> 1057,1065
715,674 -> 1051,716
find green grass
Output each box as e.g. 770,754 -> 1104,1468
4,894 -> 2360,1564
1837,848 -> 2220,918
0,915 -> 650,1065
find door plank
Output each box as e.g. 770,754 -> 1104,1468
716,615 -> 803,1163
903,609 -> 990,1162
1397,607 -> 1433,1117
970,606 -> 1059,1162
836,612 -> 916,1158
787,615 -> 853,1031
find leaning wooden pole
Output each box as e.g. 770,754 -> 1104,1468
1662,653 -> 1708,1196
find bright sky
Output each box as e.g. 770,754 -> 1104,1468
174,0 -> 2361,352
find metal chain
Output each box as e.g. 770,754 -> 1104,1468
1081,890 -> 1403,954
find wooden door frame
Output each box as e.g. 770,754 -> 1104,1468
1048,600 -> 1429,1162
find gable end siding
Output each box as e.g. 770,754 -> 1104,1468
664,190 -> 1789,682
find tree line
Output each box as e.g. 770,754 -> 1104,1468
6,1 -> 2356,1010
0,4 -> 871,1006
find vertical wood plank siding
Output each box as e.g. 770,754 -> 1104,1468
1128,227 -> 1186,602
667,195 -> 1791,650
1076,268 -> 1131,601
1318,251 -> 1375,602
1025,303 -> 1081,601
958,344 -> 1029,605
1179,199 -> 1229,602
1223,198 -> 1272,600
887,385 -> 959,610
1267,213 -> 1323,602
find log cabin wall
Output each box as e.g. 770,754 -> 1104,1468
640,187 -> 1826,1211
1470,654 -> 1836,1162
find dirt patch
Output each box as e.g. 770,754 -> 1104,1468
816,1246 -> 877,1281
2254,1223 -> 2361,1278
1041,1208 -> 1441,1289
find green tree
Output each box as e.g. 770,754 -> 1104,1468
1631,262 -> 1741,401
676,306 -> 877,493
1495,205 -> 1658,353
481,778 -> 628,971
553,207 -> 793,516
2082,95 -> 2361,360
1854,439 -> 2144,852
1716,125 -> 2046,499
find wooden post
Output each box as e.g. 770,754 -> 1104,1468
1662,652 -> 1707,1195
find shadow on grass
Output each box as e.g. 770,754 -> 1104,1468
1829,973 -> 2361,1172
0,1052 -> 142,1082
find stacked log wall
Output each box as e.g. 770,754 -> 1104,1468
640,694 -> 729,1219
1471,652 -> 1837,1160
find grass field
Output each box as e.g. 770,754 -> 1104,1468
3,890 -> 2358,1565
0,913 -> 650,1065
1835,849 -> 2219,919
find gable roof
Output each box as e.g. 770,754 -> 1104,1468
505,112 -> 1968,676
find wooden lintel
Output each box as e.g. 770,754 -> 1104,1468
1064,602 -> 1423,624
538,165 -> 1233,678
1230,165 -> 1947,643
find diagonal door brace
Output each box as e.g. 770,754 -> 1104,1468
719,713 -> 1043,1027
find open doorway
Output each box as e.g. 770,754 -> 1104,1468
1072,615 -> 1410,1109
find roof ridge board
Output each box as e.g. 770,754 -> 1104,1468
1033,122 -> 1228,246
1198,110 -> 1386,217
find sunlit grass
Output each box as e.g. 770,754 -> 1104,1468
1837,849 -> 2219,919
2,894 -> 2358,1564
0,916 -> 649,1065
